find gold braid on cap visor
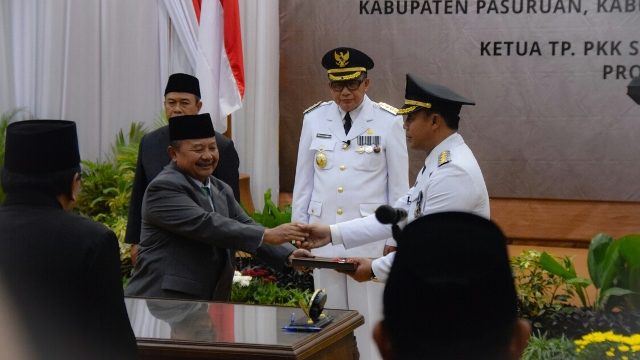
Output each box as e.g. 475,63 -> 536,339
327,67 -> 367,81
396,99 -> 432,114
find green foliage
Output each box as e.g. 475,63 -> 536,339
528,233 -> 640,313
539,251 -> 592,308
250,189 -> 291,228
0,108 -> 25,203
75,122 -> 147,280
511,250 -> 573,318
231,278 -> 311,306
521,332 -> 577,360
588,233 -> 640,311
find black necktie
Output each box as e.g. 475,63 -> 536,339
344,112 -> 352,135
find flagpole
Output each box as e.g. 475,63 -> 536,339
223,114 -> 232,138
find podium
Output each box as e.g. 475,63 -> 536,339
125,297 -> 364,360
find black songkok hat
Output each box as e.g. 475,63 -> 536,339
384,212 -> 517,344
321,47 -> 374,81
397,73 -> 475,116
4,120 -> 80,175
627,76 -> 640,105
164,73 -> 201,98
168,114 -> 215,141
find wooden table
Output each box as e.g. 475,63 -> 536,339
125,297 -> 364,360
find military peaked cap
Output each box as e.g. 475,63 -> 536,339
321,47 -> 374,81
397,73 -> 475,116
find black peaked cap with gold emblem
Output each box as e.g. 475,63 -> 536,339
164,73 -> 201,98
169,114 -> 215,141
4,120 -> 80,175
397,73 -> 475,116
321,47 -> 374,81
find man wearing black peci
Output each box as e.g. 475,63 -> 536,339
125,113 -> 310,301
126,73 -> 241,264
0,120 -> 137,359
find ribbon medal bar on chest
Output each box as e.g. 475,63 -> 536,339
357,128 -> 381,154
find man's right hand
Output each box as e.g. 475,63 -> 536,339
296,223 -> 331,249
263,223 -> 309,245
340,257 -> 374,283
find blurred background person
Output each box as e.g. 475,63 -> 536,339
374,212 -> 530,360
0,120 -> 137,359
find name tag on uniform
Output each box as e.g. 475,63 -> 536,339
316,133 -> 332,139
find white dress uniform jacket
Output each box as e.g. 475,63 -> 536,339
292,94 -> 408,360
331,132 -> 490,281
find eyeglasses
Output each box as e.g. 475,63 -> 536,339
329,79 -> 364,92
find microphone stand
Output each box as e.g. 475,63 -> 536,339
391,223 -> 402,243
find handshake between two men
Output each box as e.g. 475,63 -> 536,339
265,221 -> 386,283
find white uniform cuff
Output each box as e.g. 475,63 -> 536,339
384,239 -> 398,247
329,224 -> 343,246
371,253 -> 394,283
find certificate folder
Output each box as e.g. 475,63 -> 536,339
291,256 -> 357,271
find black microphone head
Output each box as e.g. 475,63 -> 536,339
376,205 -> 398,224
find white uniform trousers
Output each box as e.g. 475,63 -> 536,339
313,268 -> 384,360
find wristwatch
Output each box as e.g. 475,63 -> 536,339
369,267 -> 380,282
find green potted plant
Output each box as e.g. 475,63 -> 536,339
511,249 -> 579,319
521,332 -> 577,360
75,122 -> 147,282
249,188 -> 291,228
587,233 -> 640,311
540,233 -> 640,312
517,234 -> 640,340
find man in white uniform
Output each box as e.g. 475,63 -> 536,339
299,73 -> 490,284
292,47 -> 408,360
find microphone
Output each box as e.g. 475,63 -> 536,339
375,205 -> 408,225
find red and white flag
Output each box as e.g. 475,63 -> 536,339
192,0 -> 244,133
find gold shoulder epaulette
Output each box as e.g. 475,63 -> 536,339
438,150 -> 451,167
303,101 -> 329,114
377,102 -> 398,115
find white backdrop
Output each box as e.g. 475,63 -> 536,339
232,0 -> 281,206
0,0 -> 280,209
1,0 -> 162,161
